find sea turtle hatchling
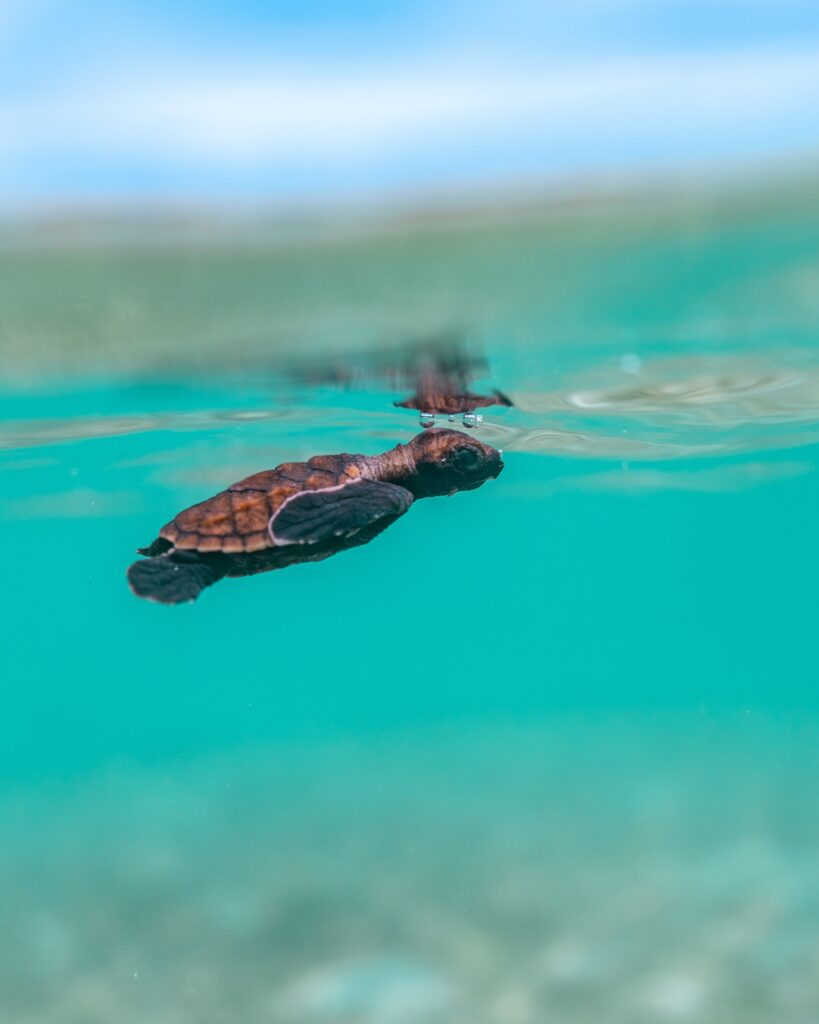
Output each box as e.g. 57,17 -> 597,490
128,429 -> 503,604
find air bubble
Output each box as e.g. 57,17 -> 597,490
620,354 -> 642,375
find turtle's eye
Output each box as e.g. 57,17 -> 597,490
451,446 -> 481,471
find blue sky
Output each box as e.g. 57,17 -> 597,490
1,0 -> 818,206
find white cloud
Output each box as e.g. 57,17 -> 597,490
0,43 -> 817,201
3,47 -> 816,160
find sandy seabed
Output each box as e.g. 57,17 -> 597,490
2,715 -> 818,1024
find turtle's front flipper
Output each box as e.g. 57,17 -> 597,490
270,479 -> 413,546
127,550 -> 229,604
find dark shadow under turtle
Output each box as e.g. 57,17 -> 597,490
128,429 -> 503,605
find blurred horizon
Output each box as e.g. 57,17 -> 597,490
2,0 -> 819,211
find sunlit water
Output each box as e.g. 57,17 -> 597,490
2,182 -> 819,1023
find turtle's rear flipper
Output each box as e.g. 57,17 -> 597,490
137,536 -> 173,557
127,550 -> 228,604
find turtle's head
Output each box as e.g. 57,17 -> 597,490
405,428 -> 503,498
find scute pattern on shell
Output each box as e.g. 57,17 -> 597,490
159,454 -> 363,554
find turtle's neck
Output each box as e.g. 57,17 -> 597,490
368,442 -> 418,491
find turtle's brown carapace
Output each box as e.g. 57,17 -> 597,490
127,429 -> 503,604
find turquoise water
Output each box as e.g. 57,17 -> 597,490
2,182 -> 819,1022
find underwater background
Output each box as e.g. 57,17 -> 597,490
2,176 -> 819,1022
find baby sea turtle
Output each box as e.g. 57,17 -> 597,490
128,429 -> 503,605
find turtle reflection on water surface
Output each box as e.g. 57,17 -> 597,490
393,352 -> 513,428
128,429 -> 503,605
395,387 -> 512,428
